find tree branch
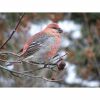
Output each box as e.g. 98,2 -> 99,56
22,66 -> 57,73
0,64 -> 63,82
0,13 -> 25,50
0,51 -> 20,57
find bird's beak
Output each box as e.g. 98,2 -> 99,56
57,28 -> 63,33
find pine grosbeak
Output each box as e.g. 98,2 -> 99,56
19,23 -> 63,64
20,23 -> 63,63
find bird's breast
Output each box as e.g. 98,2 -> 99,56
43,34 -> 61,63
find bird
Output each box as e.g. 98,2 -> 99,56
7,23 -> 63,66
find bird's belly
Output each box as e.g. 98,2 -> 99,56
24,47 -> 51,63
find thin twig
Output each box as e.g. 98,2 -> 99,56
0,13 -> 25,50
0,58 -> 57,73
28,61 -> 56,66
0,51 -> 68,66
53,51 -> 71,62
0,51 -> 57,65
6,60 -> 57,66
0,64 -> 63,82
0,59 -> 7,62
22,66 -> 57,73
0,51 -> 20,57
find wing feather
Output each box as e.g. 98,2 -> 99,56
21,33 -> 51,58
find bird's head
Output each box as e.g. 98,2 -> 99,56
45,23 -> 63,34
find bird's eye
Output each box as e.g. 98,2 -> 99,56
52,27 -> 63,33
52,27 -> 58,29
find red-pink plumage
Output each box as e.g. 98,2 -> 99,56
19,23 -> 63,63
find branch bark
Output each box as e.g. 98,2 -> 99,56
0,64 -> 63,82
0,13 -> 25,50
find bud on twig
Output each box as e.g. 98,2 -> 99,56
57,59 -> 66,71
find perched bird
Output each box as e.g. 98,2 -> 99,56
7,23 -> 63,66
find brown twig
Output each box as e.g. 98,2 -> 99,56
0,59 -> 7,62
0,51 -> 20,57
0,13 -> 25,50
22,66 -> 57,73
53,50 -> 71,62
28,61 -> 56,66
0,64 -> 63,82
0,50 -> 68,67
5,60 -> 57,66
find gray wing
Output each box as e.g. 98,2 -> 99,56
22,34 -> 53,58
